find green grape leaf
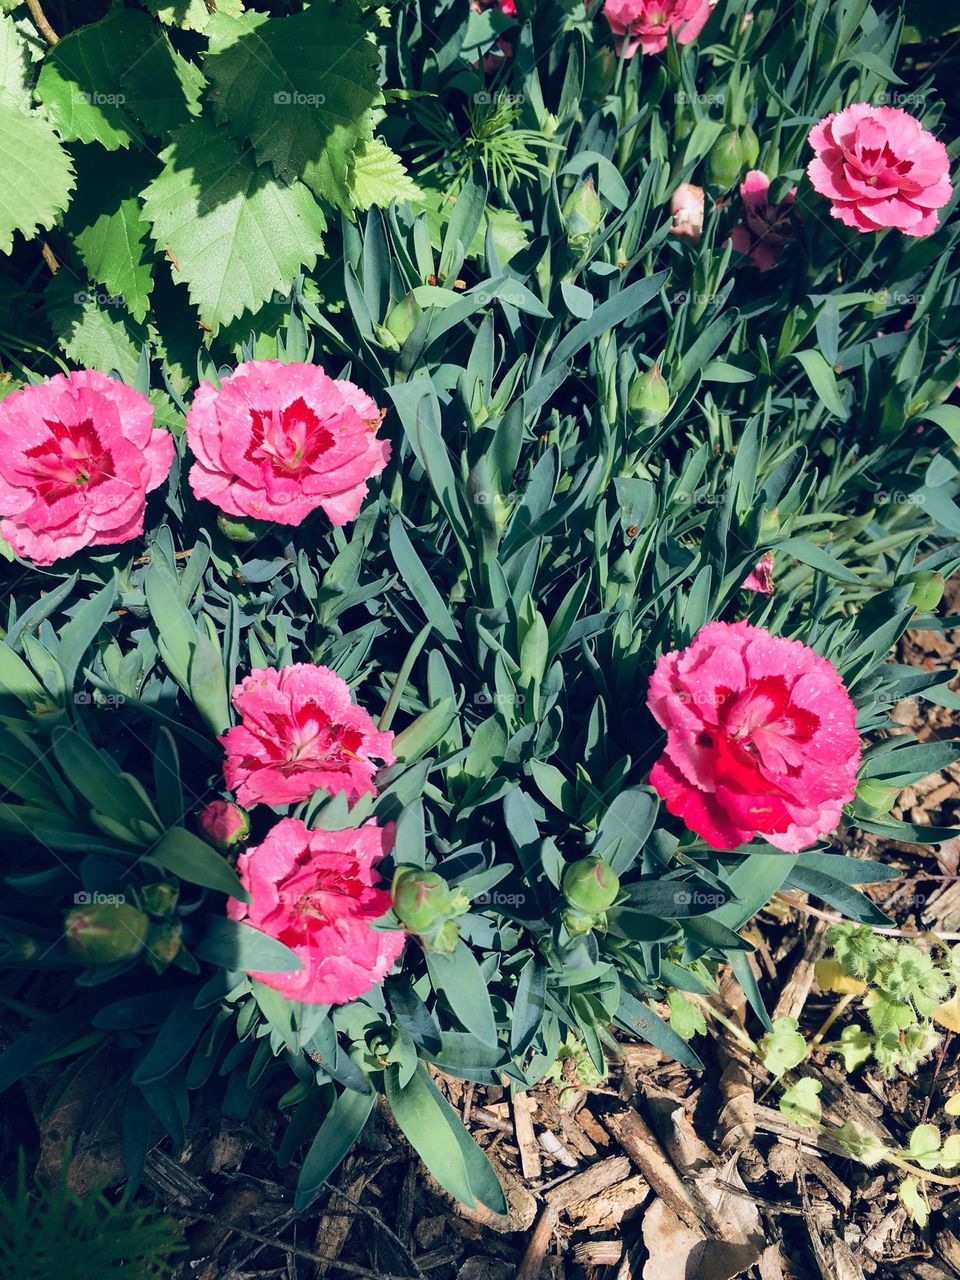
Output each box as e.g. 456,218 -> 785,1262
204,2 -> 381,210
899,1176 -> 928,1227
145,0 -> 244,33
758,1016 -> 807,1079
45,272 -> 147,382
778,1076 -> 822,1128
140,118 -> 327,328
0,103 -> 74,253
65,148 -> 157,323
349,138 -> 423,211
36,10 -> 203,149
0,11 -> 31,111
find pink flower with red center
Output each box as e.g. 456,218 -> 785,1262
0,370 -> 173,566
601,0 -> 710,58
742,552 -> 774,595
647,622 -> 861,852
221,664 -> 395,808
227,816 -> 406,1004
186,360 -> 390,527
729,171 -> 799,271
807,103 -> 952,237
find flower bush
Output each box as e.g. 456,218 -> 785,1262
1,0 -> 959,1220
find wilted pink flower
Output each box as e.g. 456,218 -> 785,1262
807,104 -> 952,237
729,171 -> 799,271
221,665 -> 395,808
670,183 -> 705,242
0,370 -> 173,566
227,817 -> 405,1004
742,552 -> 774,595
199,800 -> 250,849
602,0 -> 710,58
186,360 -> 389,527
647,621 -> 860,852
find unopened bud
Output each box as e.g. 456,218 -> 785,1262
217,512 -> 265,543
670,183 -> 704,242
855,779 -> 899,816
64,903 -> 149,965
907,570 -> 944,613
563,177 -> 603,247
628,363 -> 671,428
391,870 -> 453,932
384,292 -> 422,347
706,128 -> 755,192
199,800 -> 251,850
562,857 -> 620,914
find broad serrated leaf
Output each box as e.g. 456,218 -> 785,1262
349,137 -> 422,211
204,2 -> 380,210
0,11 -> 30,111
45,271 -> 146,381
64,148 -> 157,323
0,103 -> 74,253
145,0 -> 244,33
140,118 -> 326,328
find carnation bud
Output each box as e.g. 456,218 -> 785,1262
855,779 -> 899,816
907,570 -> 944,613
64,902 -> 149,965
383,292 -> 422,347
139,882 -> 179,917
145,920 -> 182,969
424,919 -> 460,955
391,869 -> 453,932
563,177 -> 603,248
670,183 -> 704,242
216,512 -> 263,543
562,907 -> 599,936
706,128 -> 752,192
199,799 -> 251,850
562,857 -> 620,914
740,123 -> 760,169
627,363 -> 671,428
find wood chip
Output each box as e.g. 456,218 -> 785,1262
514,1205 -> 556,1280
513,1090 -> 542,1182
772,920 -> 829,1022
543,1156 -> 633,1210
572,1239 -> 623,1267
603,1108 -> 705,1235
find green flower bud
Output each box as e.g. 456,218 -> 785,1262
855,779 -> 899,817
384,292 -> 423,347
423,919 -> 460,955
562,857 -> 620,914
139,882 -> 179,917
706,128 -> 751,192
907,570 -> 944,613
562,907 -> 598,936
740,123 -> 760,170
563,177 -> 603,247
627,363 -> 671,428
217,512 -> 266,543
64,902 -> 149,965
391,870 -> 453,932
145,921 -> 182,970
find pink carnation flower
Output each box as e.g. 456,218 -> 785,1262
729,171 -> 799,271
807,103 -> 952,237
221,664 -> 395,808
0,370 -> 173,566
742,551 -> 774,595
227,816 -> 406,1004
647,621 -> 860,852
186,360 -> 390,527
601,0 -> 710,58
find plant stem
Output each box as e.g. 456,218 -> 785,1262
25,0 -> 58,44
810,992 -> 856,1050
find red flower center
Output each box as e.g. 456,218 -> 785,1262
24,419 -> 112,497
248,397 -> 335,477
